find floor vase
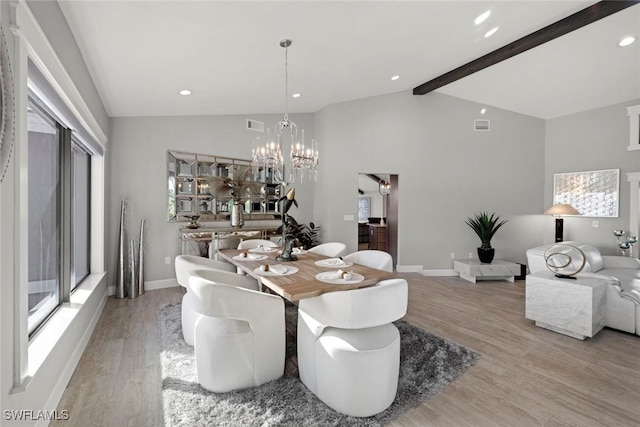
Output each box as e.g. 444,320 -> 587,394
115,200 -> 127,298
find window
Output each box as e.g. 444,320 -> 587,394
72,143 -> 91,289
27,95 -> 93,335
27,98 -> 61,333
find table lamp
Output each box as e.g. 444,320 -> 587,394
544,204 -> 579,242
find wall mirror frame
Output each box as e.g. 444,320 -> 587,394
167,150 -> 282,223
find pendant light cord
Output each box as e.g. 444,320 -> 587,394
284,43 -> 289,122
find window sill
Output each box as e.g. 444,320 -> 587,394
26,272 -> 106,379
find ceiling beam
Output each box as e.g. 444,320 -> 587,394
413,1 -> 640,96
365,174 -> 383,184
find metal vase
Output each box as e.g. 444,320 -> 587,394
230,202 -> 244,228
128,239 -> 138,299
115,200 -> 127,298
138,219 -> 146,295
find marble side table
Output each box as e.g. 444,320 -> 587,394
525,272 -> 608,340
453,259 -> 521,283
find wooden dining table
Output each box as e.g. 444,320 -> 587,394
218,248 -> 393,302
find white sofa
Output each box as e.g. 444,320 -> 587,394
527,242 -> 640,335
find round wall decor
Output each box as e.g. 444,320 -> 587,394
0,24 -> 15,184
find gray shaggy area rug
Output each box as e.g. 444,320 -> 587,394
158,303 -> 479,427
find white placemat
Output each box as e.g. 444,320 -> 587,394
315,271 -> 364,285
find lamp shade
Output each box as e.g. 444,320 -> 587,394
544,204 -> 579,216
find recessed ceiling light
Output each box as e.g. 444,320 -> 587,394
292,93 -> 301,98
475,10 -> 491,26
480,108 -> 487,115
618,36 -> 636,47
484,27 -> 499,38
391,75 -> 400,81
179,89 -> 192,96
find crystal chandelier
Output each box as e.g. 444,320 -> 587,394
252,39 -> 318,185
379,177 -> 391,196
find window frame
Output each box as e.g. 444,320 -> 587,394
26,94 -> 93,337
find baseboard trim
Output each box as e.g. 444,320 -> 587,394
107,278 -> 178,296
396,265 -> 458,277
422,269 -> 458,277
396,265 -> 423,273
146,279 -> 179,291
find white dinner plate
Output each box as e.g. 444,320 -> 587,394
314,258 -> 353,268
232,253 -> 268,261
253,265 -> 299,276
248,247 -> 279,253
315,271 -> 364,285
292,247 -> 307,255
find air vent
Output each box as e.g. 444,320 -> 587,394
246,119 -> 264,132
474,119 -> 490,131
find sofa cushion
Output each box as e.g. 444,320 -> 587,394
599,268 -> 640,303
574,243 -> 604,273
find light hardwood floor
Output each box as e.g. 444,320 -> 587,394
52,275 -> 640,427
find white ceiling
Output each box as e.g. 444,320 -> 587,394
58,1 -> 640,120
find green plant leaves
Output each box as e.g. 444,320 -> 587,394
465,212 -> 508,248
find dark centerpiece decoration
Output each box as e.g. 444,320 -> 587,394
276,187 -> 300,261
465,212 -> 508,264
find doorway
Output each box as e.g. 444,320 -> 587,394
357,173 -> 398,267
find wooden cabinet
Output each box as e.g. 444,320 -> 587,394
368,224 -> 387,251
358,223 -> 369,244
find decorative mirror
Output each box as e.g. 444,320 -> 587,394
167,150 -> 281,224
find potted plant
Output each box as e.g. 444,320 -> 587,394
465,212 -> 508,263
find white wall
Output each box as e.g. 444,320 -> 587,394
107,113 -> 316,285
545,99 -> 640,255
110,91 -> 549,277
313,90 -> 547,270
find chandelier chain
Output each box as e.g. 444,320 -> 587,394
284,43 -> 289,122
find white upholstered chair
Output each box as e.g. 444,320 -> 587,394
297,278 -> 408,417
175,255 -> 258,346
188,269 -> 285,392
236,239 -> 278,250
181,269 -> 259,346
174,254 -> 236,289
308,242 -> 347,258
343,250 -> 393,272
208,235 -> 243,259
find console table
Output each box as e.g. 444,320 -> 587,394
180,226 -> 279,258
453,259 -> 520,283
525,272 -> 607,340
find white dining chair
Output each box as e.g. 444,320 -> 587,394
175,255 -> 236,289
343,250 -> 393,272
308,242 -> 347,258
175,255 -> 258,346
181,268 -> 259,346
188,269 -> 285,393
297,278 -> 408,417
